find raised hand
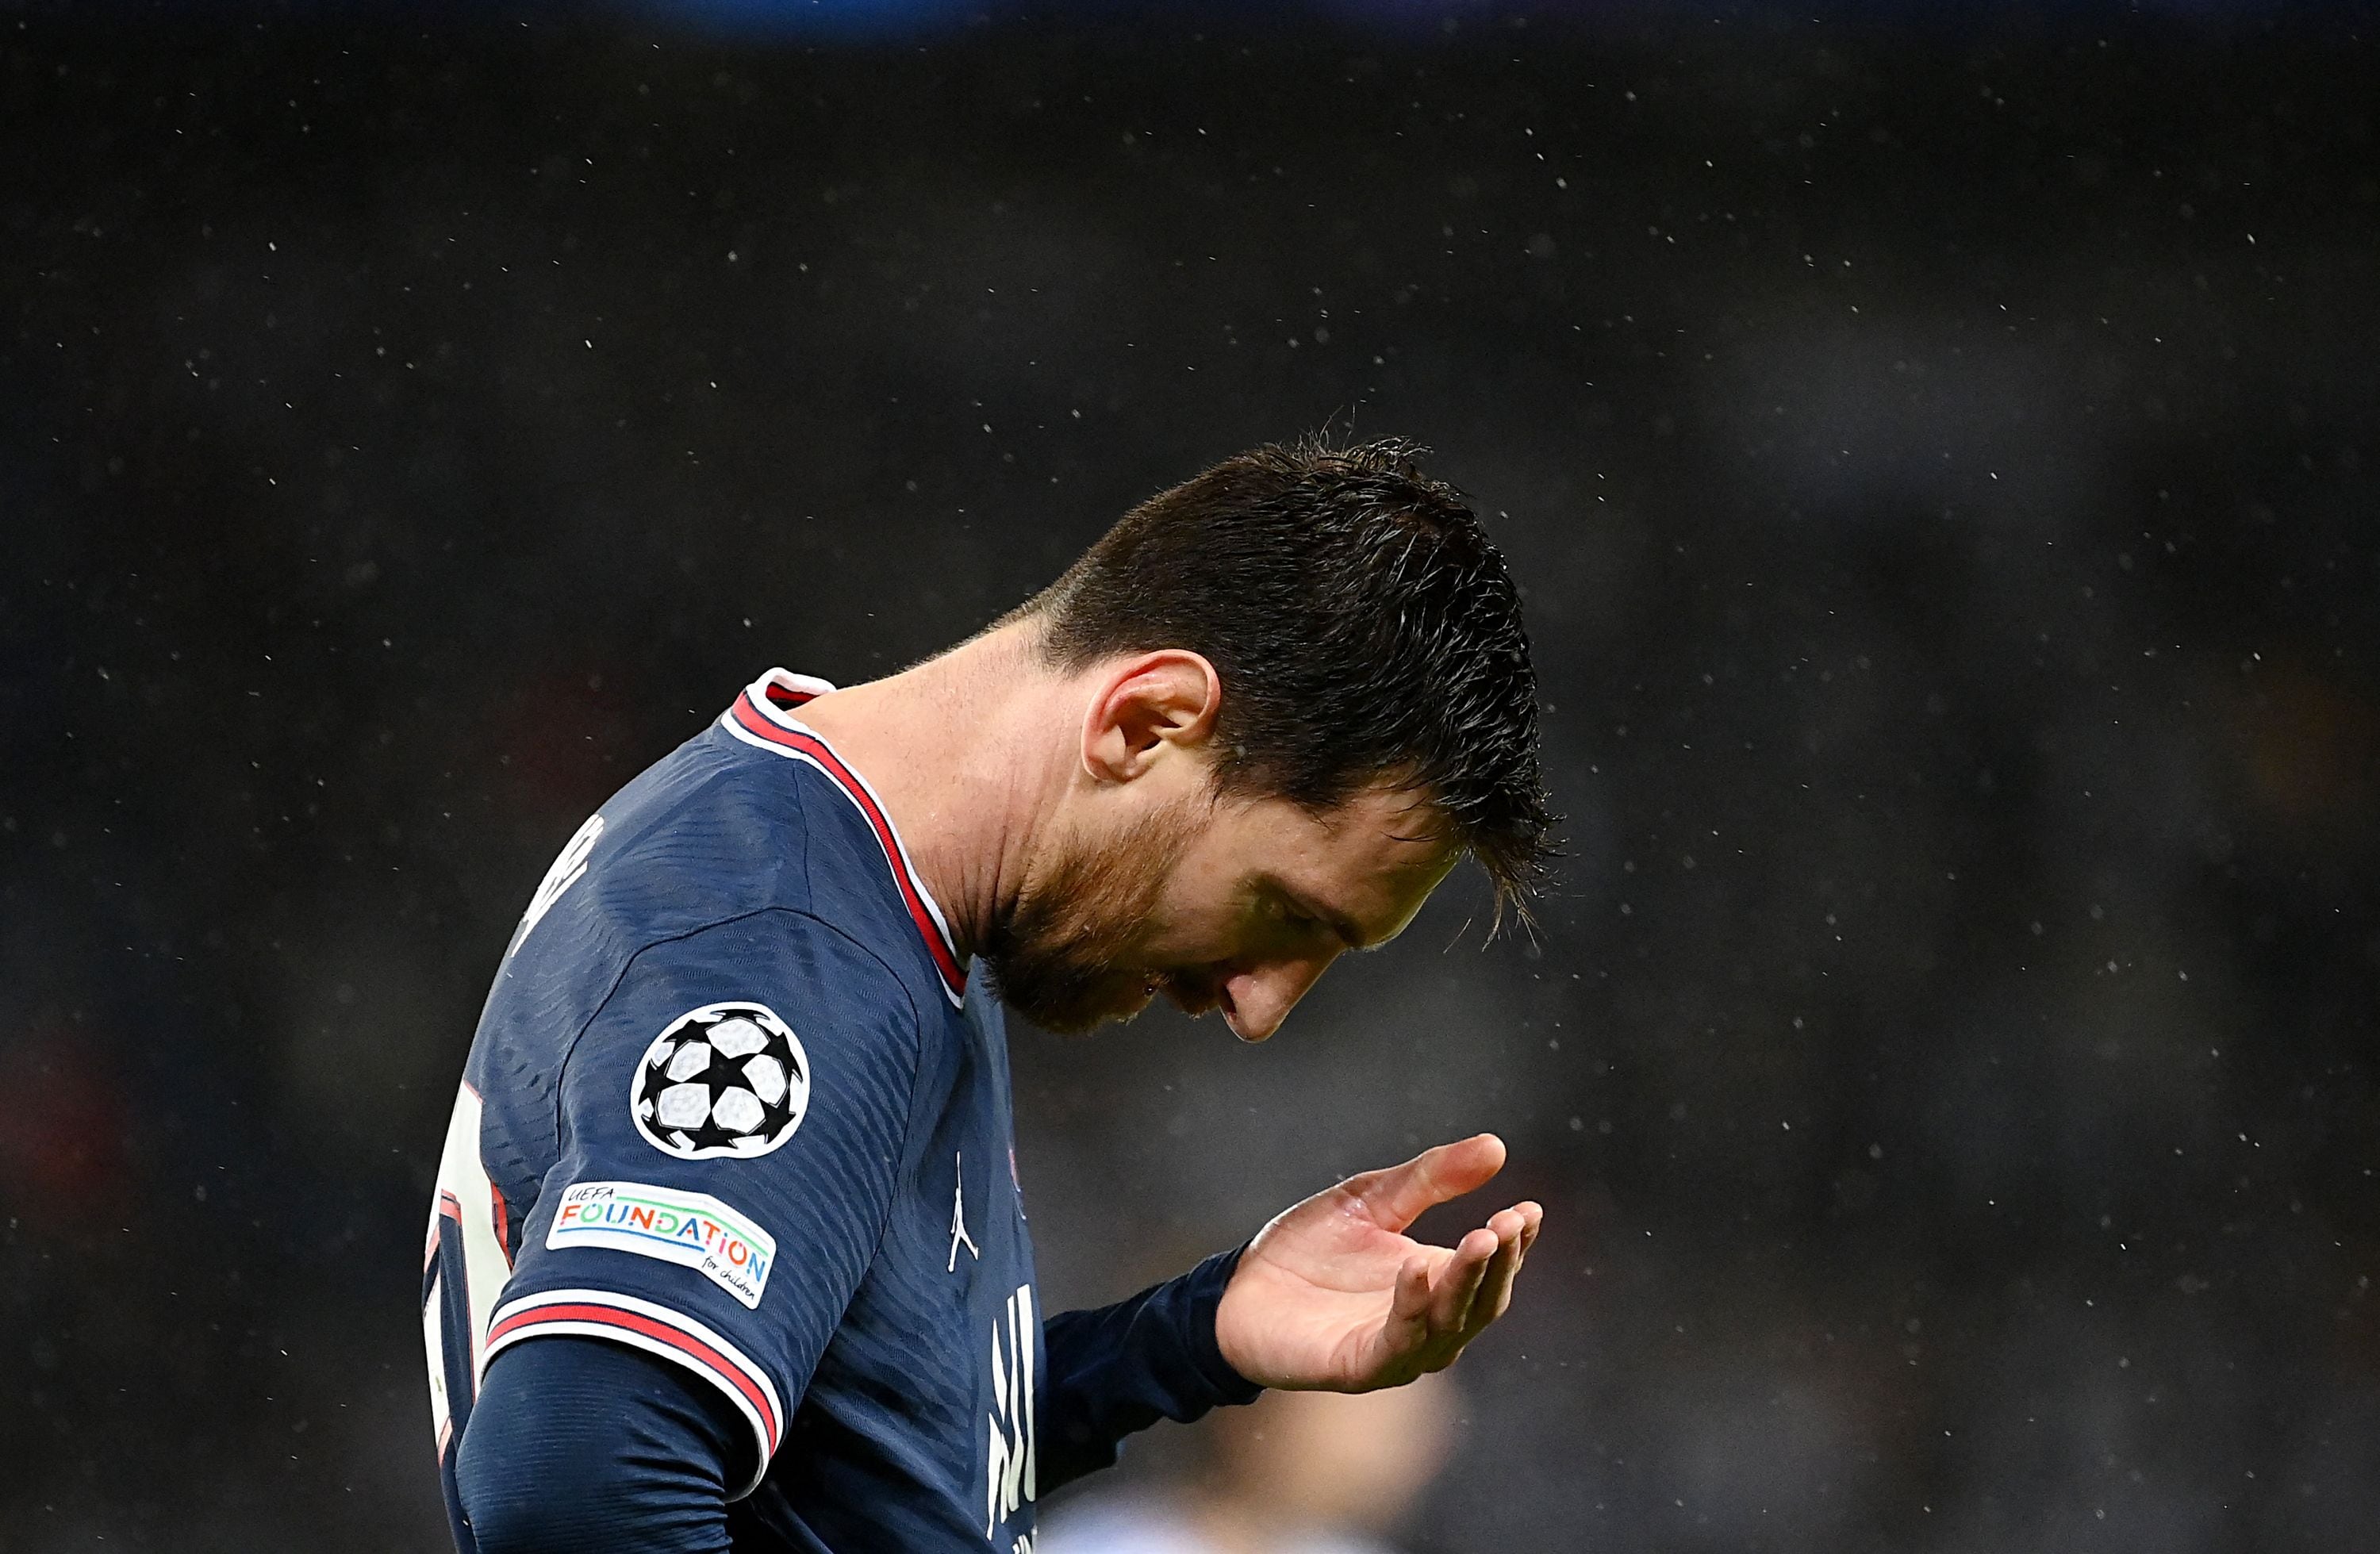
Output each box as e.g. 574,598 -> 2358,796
1212,1134 -> 1543,1393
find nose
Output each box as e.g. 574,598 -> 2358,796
1217,954 -> 1339,1044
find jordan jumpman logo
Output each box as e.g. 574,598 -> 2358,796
948,1150 -> 981,1272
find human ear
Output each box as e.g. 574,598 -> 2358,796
1080,650 -> 1222,784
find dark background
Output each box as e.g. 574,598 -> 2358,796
5,3 -> 2378,1548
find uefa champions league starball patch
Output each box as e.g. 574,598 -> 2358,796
630,1002 -> 812,1160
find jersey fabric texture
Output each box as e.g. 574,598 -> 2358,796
422,669 -> 1258,1553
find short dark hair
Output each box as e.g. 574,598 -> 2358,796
1020,436 -> 1554,922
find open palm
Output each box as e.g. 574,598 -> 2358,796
1214,1134 -> 1543,1393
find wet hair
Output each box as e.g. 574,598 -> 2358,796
1017,435 -> 1555,923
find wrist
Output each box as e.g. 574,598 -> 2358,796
1188,1245 -> 1265,1404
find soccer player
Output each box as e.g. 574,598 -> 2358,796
422,438 -> 1554,1553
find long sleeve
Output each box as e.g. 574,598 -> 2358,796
485,911 -> 924,1493
1035,1247 -> 1265,1494
455,1336 -> 743,1554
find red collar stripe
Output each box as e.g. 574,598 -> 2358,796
762,681 -> 819,712
726,690 -> 967,1004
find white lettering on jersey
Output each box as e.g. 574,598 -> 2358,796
508,812 -> 603,958
985,1282 -> 1037,1537
948,1152 -> 981,1273
423,1081 -> 512,1409
423,1271 -> 451,1449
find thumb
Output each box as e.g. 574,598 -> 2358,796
1349,1134 -> 1507,1233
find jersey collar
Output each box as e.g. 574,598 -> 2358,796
720,669 -> 968,1007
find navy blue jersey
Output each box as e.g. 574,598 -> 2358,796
424,670 -> 1052,1551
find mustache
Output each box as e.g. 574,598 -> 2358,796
1155,969 -> 1222,1016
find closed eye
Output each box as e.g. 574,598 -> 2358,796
1263,880 -> 1365,950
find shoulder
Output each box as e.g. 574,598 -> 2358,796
584,723 -> 827,929
493,723 -> 821,994
547,907 -> 930,1181
597,907 -> 926,1064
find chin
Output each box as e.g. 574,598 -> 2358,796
1021,978 -> 1154,1038
1097,980 -> 1161,1028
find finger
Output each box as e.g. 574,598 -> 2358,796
1430,1226 -> 1498,1333
1514,1201 -> 1545,1259
1386,1253 -> 1434,1349
1465,1221 -> 1528,1333
1349,1134 -> 1507,1233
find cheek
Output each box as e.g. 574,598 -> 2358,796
1133,873 -> 1243,964
1134,815 -> 1295,962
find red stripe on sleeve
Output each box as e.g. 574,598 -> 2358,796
486,1302 -> 781,1452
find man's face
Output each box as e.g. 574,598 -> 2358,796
984,780 -> 1457,1039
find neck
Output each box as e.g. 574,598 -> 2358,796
790,620 -> 1065,963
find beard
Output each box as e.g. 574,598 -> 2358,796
981,803 -> 1196,1035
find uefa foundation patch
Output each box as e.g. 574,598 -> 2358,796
546,1180 -> 778,1308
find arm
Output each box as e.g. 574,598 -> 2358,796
457,1337 -> 743,1554
1036,1247 -> 1263,1494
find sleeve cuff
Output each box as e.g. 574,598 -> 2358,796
1175,1244 -> 1265,1410
484,1287 -> 783,1498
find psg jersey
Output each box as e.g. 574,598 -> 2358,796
423,669 -> 1048,1551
